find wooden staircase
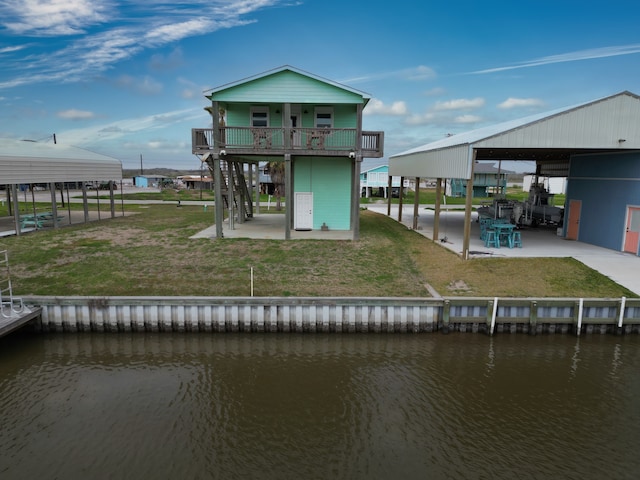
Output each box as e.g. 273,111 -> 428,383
204,157 -> 253,222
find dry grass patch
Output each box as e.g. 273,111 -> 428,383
0,206 -> 635,298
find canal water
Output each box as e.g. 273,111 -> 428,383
1,332 -> 639,480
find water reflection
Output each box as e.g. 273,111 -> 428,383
1,333 -> 639,480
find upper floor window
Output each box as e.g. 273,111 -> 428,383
251,107 -> 269,127
315,107 -> 333,128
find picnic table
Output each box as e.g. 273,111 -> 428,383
20,212 -> 64,229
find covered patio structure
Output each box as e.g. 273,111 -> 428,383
0,139 -> 123,235
389,91 -> 640,259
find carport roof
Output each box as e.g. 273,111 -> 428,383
390,90 -> 640,179
0,138 -> 122,184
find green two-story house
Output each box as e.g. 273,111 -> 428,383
191,66 -> 384,240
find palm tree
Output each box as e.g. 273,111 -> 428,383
266,161 -> 285,210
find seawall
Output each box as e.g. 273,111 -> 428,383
22,296 -> 640,335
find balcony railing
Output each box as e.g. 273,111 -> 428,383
192,127 -> 383,158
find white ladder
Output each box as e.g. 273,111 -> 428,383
0,250 -> 24,318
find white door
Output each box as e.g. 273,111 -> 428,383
290,113 -> 301,148
294,192 -> 313,230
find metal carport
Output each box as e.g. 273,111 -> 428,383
389,91 -> 640,259
0,139 -> 123,235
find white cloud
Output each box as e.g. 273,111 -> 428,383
472,43 -> 640,74
404,113 -> 436,126
60,107 -> 204,145
0,1 -> 289,88
177,77 -> 203,100
57,109 -> 95,120
498,97 -> 544,109
423,87 -> 445,96
434,98 -> 485,110
0,45 -> 27,54
407,65 -> 437,81
149,48 -> 184,71
363,99 -> 408,116
340,65 -> 437,84
144,19 -> 215,45
115,75 -> 163,95
454,114 -> 482,124
0,0 -> 111,36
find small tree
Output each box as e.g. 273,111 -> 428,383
266,161 -> 285,211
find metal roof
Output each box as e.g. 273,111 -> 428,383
390,91 -> 640,179
0,139 -> 122,184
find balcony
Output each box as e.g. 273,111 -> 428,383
192,127 -> 384,158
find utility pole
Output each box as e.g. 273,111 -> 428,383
140,154 -> 143,176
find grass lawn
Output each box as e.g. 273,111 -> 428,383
0,204 -> 633,298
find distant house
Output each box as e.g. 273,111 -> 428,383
177,175 -> 213,190
192,65 -> 384,239
360,164 -> 401,198
447,162 -> 511,197
523,174 -> 567,194
133,175 -> 170,188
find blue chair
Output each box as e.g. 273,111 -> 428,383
484,229 -> 499,248
512,231 -> 522,248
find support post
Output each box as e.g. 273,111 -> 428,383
49,183 -> 59,229
412,177 -> 420,230
254,163 -> 260,215
397,177 -> 404,222
11,185 -> 20,235
227,161 -> 234,231
109,181 -> 116,218
284,154 -> 292,240
283,103 -> 291,150
352,155 -> 362,240
212,101 -> 220,147
386,174 -> 393,216
462,149 -> 476,260
213,155 -> 224,238
82,183 -> 89,223
433,177 -> 442,242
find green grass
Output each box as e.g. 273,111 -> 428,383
0,205 -> 634,298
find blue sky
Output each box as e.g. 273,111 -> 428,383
2,0 -> 640,172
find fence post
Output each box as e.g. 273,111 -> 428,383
442,299 -> 450,334
576,298 -> 584,336
489,297 -> 498,336
617,296 -> 626,333
529,300 -> 538,335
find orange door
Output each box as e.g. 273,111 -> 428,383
623,206 -> 640,254
566,200 -> 581,240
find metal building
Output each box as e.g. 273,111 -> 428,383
389,91 -> 640,259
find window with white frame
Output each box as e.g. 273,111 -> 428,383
251,107 -> 269,127
314,107 -> 333,128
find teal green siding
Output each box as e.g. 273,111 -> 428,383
294,157 -> 352,230
225,104 -> 283,127
213,71 -> 365,104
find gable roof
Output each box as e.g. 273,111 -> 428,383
361,164 -> 389,174
473,162 -> 513,174
390,91 -> 640,179
205,65 -> 372,105
0,138 -> 122,184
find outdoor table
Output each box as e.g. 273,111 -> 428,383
492,223 -> 516,248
